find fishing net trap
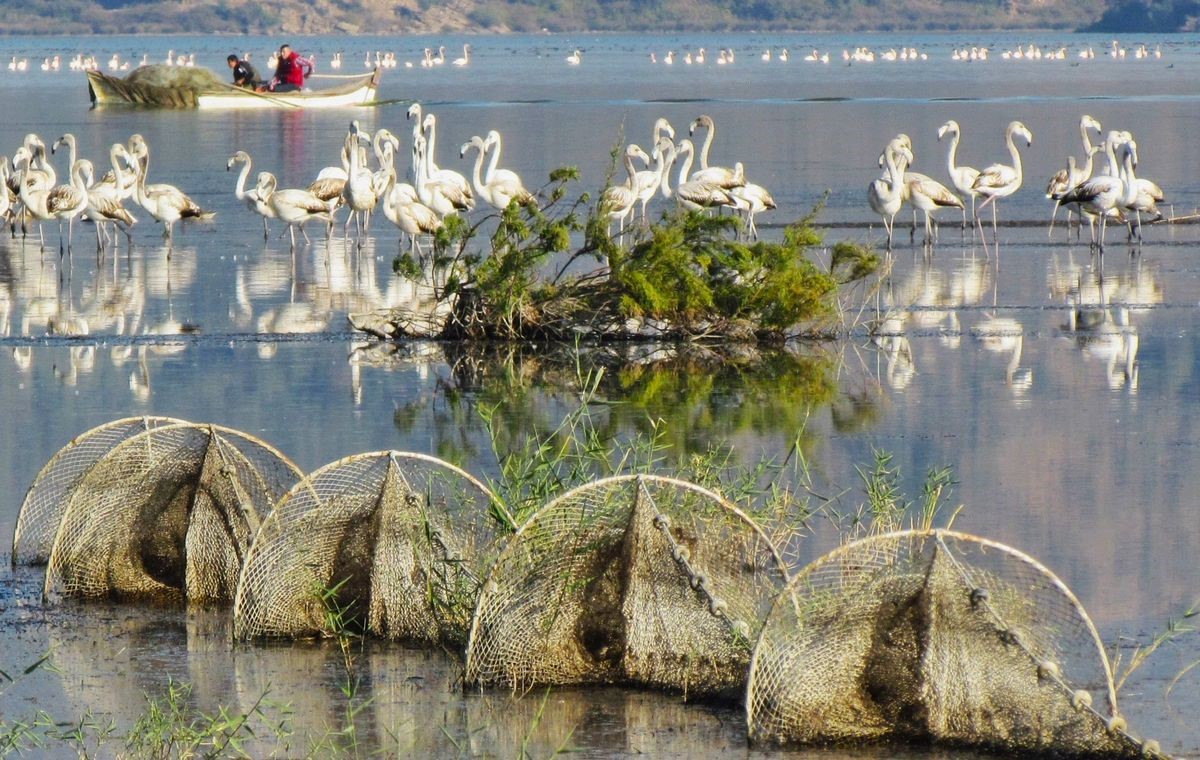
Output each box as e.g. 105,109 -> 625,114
746,529 -> 1166,758
42,422 -> 301,605
12,416 -> 187,566
464,474 -> 789,699
233,451 -> 507,646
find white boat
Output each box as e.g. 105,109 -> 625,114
88,66 -> 381,109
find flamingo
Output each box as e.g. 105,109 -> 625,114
669,139 -> 740,213
687,114 -> 745,188
868,136 -> 912,249
1056,131 -> 1128,250
126,134 -> 214,246
381,168 -> 442,257
420,113 -> 474,208
602,144 -> 650,235
729,180 -> 777,241
452,44 -> 471,67
566,49 -> 582,65
1118,138 -> 1164,241
936,119 -> 979,228
341,124 -> 379,242
44,159 -> 92,256
255,171 -> 336,250
971,120 -> 1033,240
413,136 -> 472,218
460,133 -> 534,210
1045,115 -> 1102,235
87,144 -> 138,249
226,150 -> 274,239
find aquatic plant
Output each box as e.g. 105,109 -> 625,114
370,166 -> 878,342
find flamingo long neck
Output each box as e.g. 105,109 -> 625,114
1120,149 -> 1137,206
623,152 -> 638,188
660,144 -> 677,197
233,157 -> 251,200
59,135 -> 77,176
944,130 -> 961,178
883,146 -> 904,197
485,138 -> 502,185
699,123 -> 715,170
1103,134 -> 1121,177
1079,119 -> 1097,157
1005,128 -> 1023,184
425,117 -> 439,172
469,143 -> 487,197
676,145 -> 695,188
1079,148 -> 1096,181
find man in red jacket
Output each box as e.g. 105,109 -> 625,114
270,44 -> 312,92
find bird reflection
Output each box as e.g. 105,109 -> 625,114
1052,254 -> 1156,391
972,315 -> 1031,392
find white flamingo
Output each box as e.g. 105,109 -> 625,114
730,180 -> 777,241
127,133 -> 214,246
936,119 -> 979,228
341,124 -> 378,242
413,135 -> 472,218
971,120 -> 1033,240
256,171 -> 336,250
45,159 -> 92,256
566,49 -> 581,65
1118,138 -> 1164,241
602,144 -> 650,235
452,44 -> 471,67
460,133 -> 534,210
670,139 -> 740,212
868,136 -> 912,249
419,113 -> 474,209
1056,131 -> 1128,249
687,114 -> 745,188
1045,114 -> 1102,235
226,150 -> 274,240
87,144 -> 138,249
381,169 -> 442,257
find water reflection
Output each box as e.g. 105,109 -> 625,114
1050,252 -> 1161,391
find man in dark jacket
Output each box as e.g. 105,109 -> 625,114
227,54 -> 260,89
271,44 -> 312,92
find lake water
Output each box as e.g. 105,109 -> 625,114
0,31 -> 1199,757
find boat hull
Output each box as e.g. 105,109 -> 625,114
88,67 -> 381,109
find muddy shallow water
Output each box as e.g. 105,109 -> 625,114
1,30 -> 1199,757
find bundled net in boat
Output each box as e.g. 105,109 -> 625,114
746,529 -> 1164,757
12,416 -> 186,566
90,65 -> 225,107
465,475 -> 788,699
43,423 -> 301,605
233,452 -> 507,646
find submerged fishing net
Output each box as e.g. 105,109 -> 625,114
89,65 -> 225,107
43,423 -> 301,605
12,416 -> 186,566
233,452 -> 506,646
746,529 -> 1164,757
465,475 -> 788,699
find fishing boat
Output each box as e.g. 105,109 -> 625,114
87,65 -> 381,109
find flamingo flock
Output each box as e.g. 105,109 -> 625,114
3,132 -> 212,256
867,114 -> 1164,252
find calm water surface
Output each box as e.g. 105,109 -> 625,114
0,31 -> 1198,756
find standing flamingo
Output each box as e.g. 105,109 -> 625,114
936,119 -> 979,229
971,120 -> 1033,241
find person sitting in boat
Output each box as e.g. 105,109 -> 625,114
269,44 -> 313,93
227,54 -> 261,89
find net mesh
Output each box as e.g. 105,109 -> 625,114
12,416 -> 187,566
232,452 -> 505,646
43,423 -> 301,605
465,475 -> 788,699
746,529 -> 1156,757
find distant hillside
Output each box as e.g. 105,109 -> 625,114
1083,0 -> 1200,31
0,0 -> 1120,36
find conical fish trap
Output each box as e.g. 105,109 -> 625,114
233,452 -> 506,645
746,529 -> 1162,757
12,416 -> 186,566
43,423 -> 301,605
465,475 -> 789,699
